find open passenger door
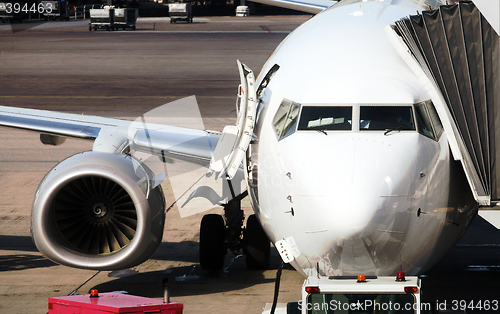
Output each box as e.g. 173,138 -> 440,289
210,61 -> 258,180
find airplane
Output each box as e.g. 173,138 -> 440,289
1,0 -> 500,279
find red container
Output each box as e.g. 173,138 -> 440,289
48,292 -> 183,314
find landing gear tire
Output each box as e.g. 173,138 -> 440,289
244,214 -> 270,270
199,214 -> 226,271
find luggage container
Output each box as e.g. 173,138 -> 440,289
169,3 -> 192,24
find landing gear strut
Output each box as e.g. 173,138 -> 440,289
198,191 -> 270,271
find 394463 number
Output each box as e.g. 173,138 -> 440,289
451,300 -> 499,311
5,2 -> 53,14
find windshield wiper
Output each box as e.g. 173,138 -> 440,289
316,129 -> 328,135
384,126 -> 402,136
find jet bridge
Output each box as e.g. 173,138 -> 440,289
388,1 -> 500,209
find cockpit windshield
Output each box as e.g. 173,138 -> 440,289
285,104 -> 422,137
360,106 -> 415,131
298,106 -> 352,131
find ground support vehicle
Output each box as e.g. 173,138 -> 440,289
263,273 -> 430,314
168,3 -> 192,24
0,2 -> 10,22
0,2 -> 22,23
48,289 -> 183,313
41,0 -> 69,21
235,5 -> 249,16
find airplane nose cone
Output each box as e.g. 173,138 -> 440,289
297,138 -> 413,239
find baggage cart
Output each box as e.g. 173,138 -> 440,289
89,6 -> 114,31
113,8 -> 137,30
89,6 -> 137,31
169,3 -> 192,24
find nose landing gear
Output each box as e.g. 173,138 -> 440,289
198,193 -> 270,271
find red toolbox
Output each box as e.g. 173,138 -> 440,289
48,291 -> 183,314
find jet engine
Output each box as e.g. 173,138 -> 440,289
30,151 -> 166,270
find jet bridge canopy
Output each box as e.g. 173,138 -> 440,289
389,1 -> 500,205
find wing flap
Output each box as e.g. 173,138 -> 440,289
133,128 -> 219,165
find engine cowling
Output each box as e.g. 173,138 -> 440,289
31,151 -> 165,270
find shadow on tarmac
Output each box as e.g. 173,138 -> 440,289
0,253 -> 57,271
0,235 -> 55,271
421,217 -> 500,312
92,242 -> 291,298
0,235 -> 37,251
90,257 -> 284,298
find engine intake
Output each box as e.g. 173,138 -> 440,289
31,151 -> 165,270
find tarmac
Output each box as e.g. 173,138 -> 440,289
0,13 -> 500,314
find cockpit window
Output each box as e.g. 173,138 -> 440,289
360,106 -> 415,131
273,101 -> 290,136
414,101 -> 444,140
282,103 -> 300,139
424,101 -> 443,139
415,104 -> 435,139
272,99 -> 300,140
298,106 -> 352,131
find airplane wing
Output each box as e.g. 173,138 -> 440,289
0,60 -> 259,165
0,104 -> 218,164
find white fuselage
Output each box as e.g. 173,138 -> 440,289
244,0 -> 477,277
